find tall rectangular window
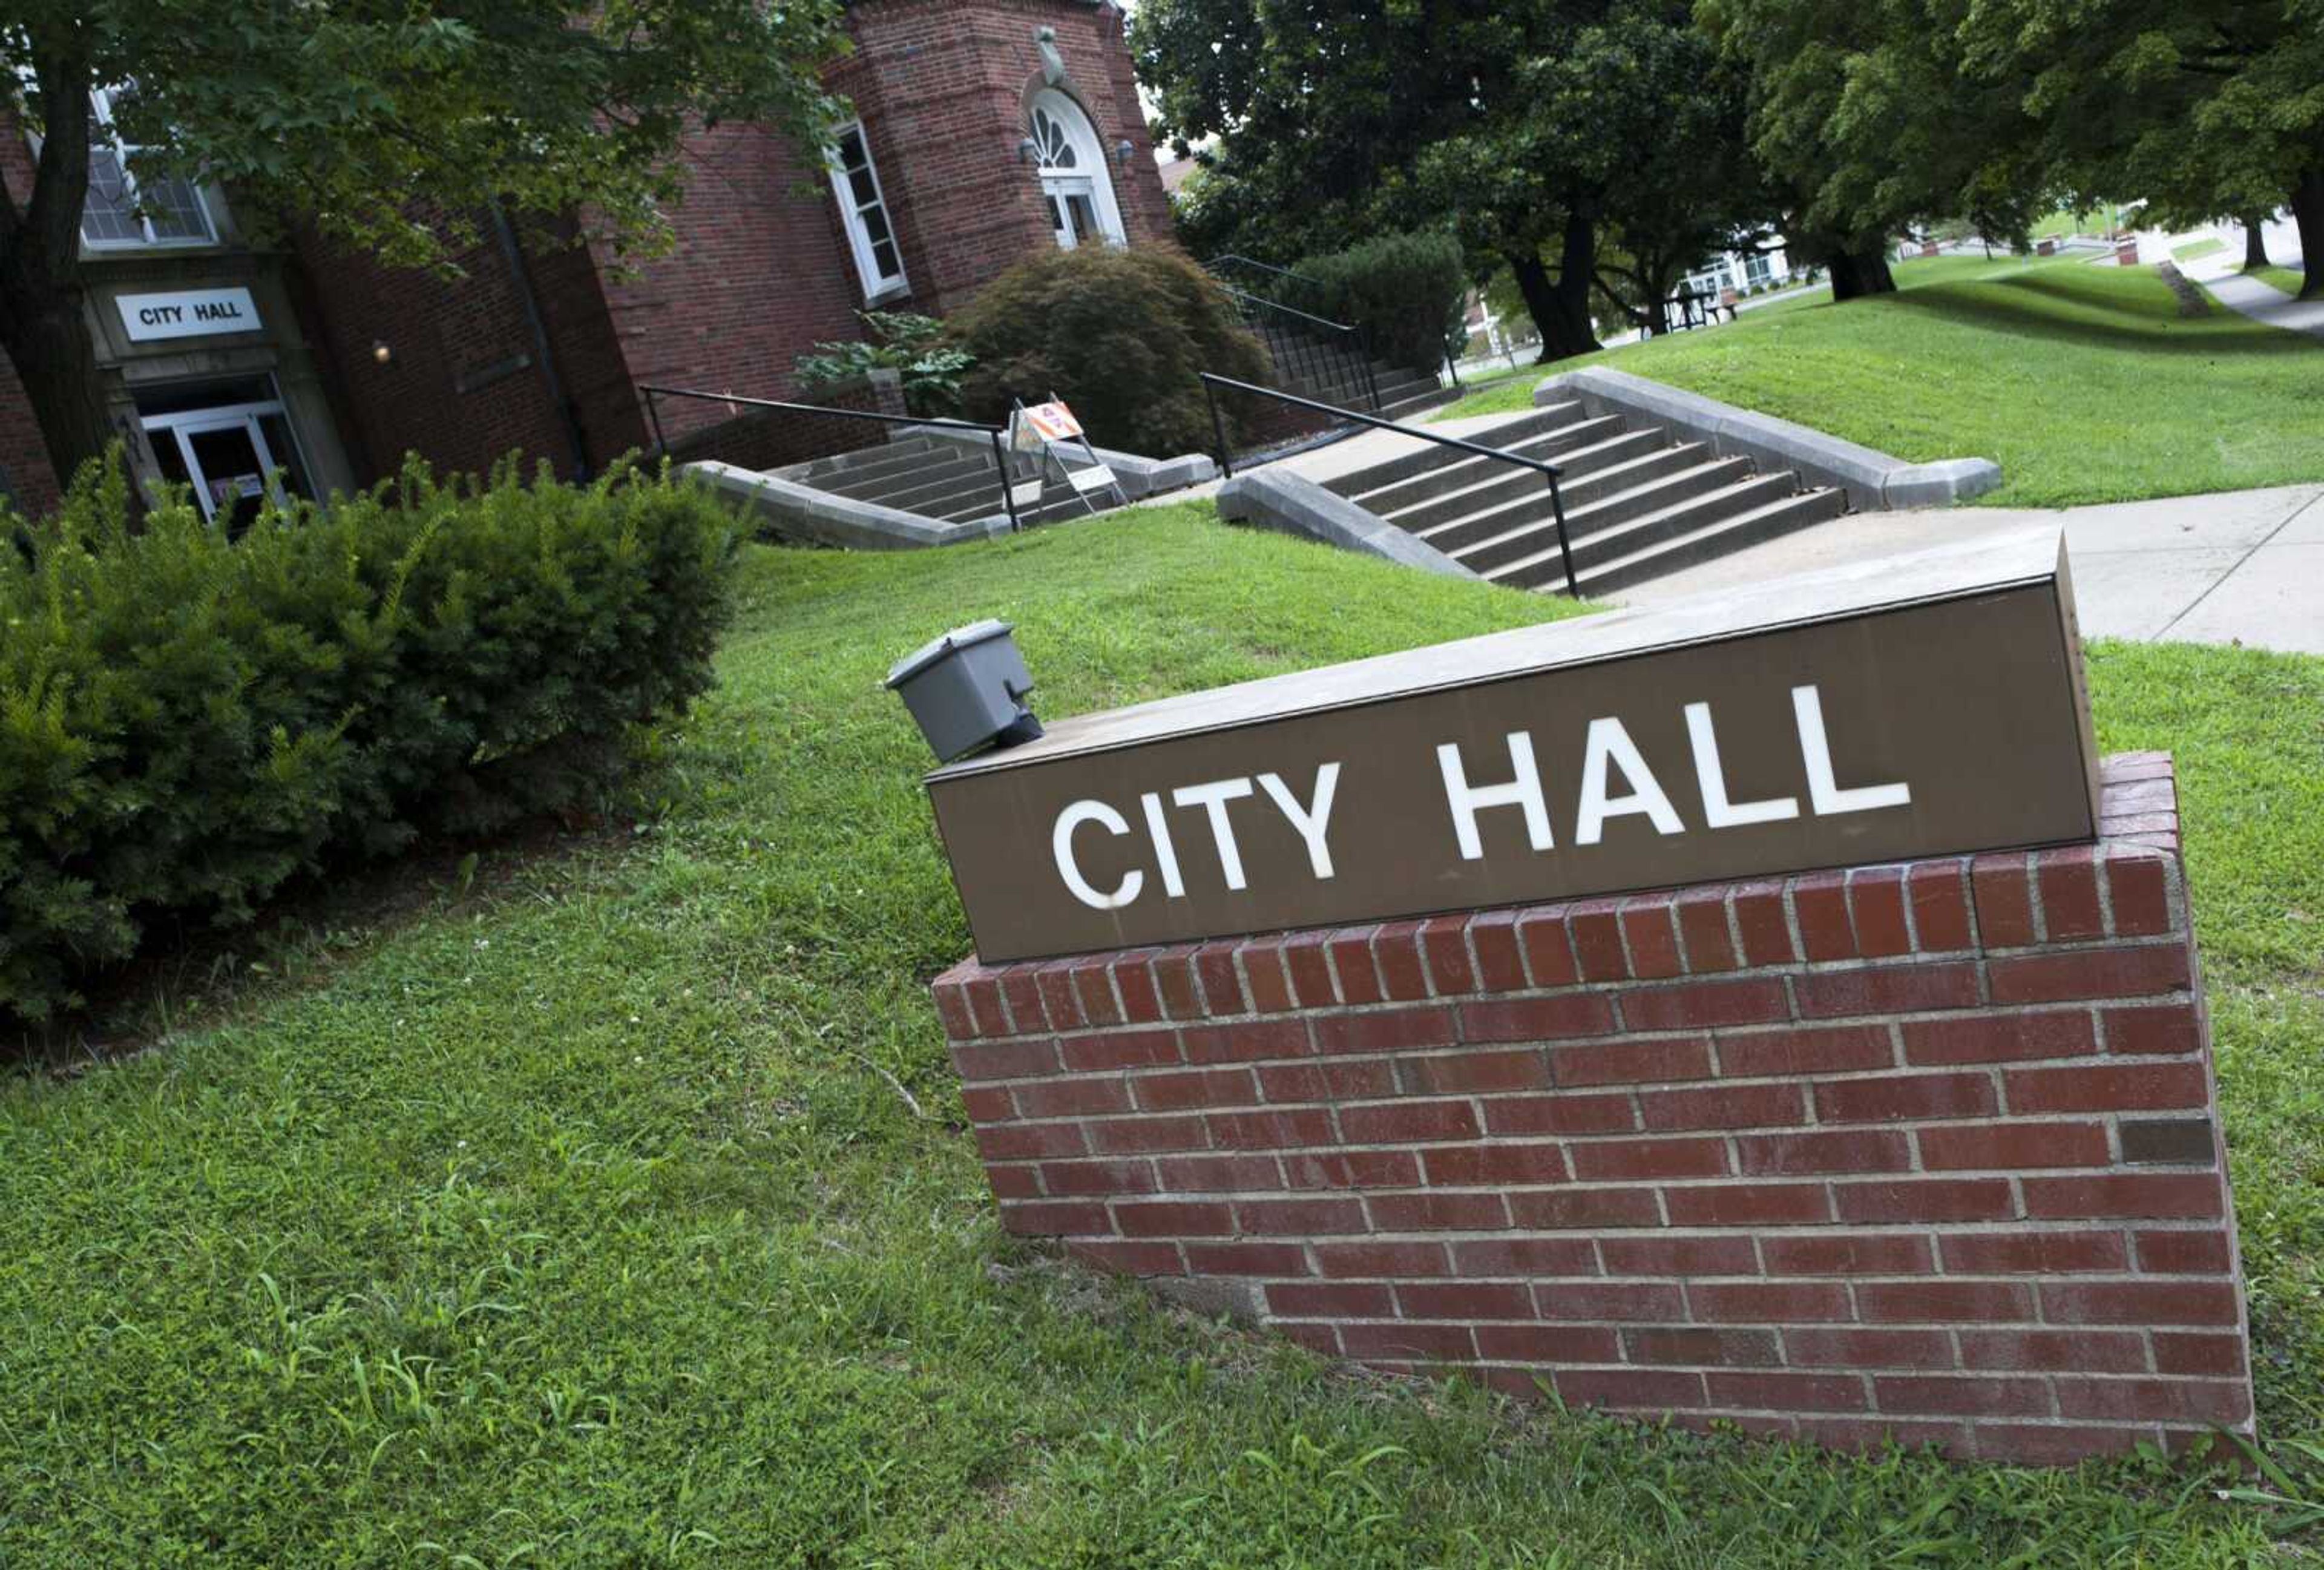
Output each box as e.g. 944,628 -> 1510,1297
827,122 -> 907,301
79,87 -> 215,249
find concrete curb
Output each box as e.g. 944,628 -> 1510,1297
687,461 -> 1008,550
907,424 -> 1218,501
1215,468 -> 1477,579
1534,366 -> 2001,511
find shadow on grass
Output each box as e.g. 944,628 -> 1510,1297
1877,272 -> 2317,358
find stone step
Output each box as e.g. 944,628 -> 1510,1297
1379,388 -> 1458,423
1384,427 -> 1665,528
1454,456 -> 1755,574
1385,439 -> 1701,548
1570,487 -> 1848,596
827,452 -> 1001,506
782,435 -> 939,486
1326,402 -> 1607,499
1488,473 -> 1806,591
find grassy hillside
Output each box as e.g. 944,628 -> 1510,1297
1441,255 -> 2322,508
2,513 -> 2319,1565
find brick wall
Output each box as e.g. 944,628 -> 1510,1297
586,123 -> 867,448
289,214 -> 605,485
838,0 -> 1177,317
932,754 -> 2253,1465
1,4 -> 1173,500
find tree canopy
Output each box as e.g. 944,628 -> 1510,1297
1,1 -> 852,487
1958,0 -> 2324,297
1133,0 -> 1763,360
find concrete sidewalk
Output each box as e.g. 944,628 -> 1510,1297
2190,270 -> 2324,341
1620,485 -> 2324,654
2176,221 -> 2318,340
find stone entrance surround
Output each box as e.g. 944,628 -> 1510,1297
932,754 -> 2253,1464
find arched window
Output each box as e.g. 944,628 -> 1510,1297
1028,89 -> 1125,250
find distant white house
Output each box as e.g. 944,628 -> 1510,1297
1681,240 -> 1797,302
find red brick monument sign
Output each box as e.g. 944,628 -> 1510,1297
921,532 -> 2251,1463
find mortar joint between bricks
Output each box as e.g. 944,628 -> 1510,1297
2020,850 -> 2053,946
1719,888 -> 1751,976
1460,919 -> 1490,995
1102,959 -> 1133,1030
1230,945 -> 1262,1017
1777,874 -> 1812,963
1895,861 -> 1926,953
1611,898 -> 1643,977
2089,849 -> 2121,940
1412,925 -> 1449,1000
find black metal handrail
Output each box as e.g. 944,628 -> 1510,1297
1207,253 -> 1330,292
1212,252 -> 1459,403
1213,284 -> 1385,416
638,384 -> 1025,531
1199,372 -> 1579,599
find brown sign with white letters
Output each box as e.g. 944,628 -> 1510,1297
923,530 -> 2101,964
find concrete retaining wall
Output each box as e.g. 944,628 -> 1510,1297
687,461 -> 1009,551
1216,468 -> 1477,579
1537,367 -> 2002,512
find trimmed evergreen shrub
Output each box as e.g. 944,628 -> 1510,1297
1287,231 -> 1469,375
0,455 -> 738,1022
948,246 -> 1270,457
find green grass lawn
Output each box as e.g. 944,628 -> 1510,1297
2173,237 -> 2227,263
1437,256 -> 2322,508
2248,264 -> 2309,298
2033,207 -> 2111,241
3,513 -> 2322,1564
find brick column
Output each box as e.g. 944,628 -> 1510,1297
933,754 -> 2252,1465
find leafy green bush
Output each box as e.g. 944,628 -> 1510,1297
0,455 -> 738,1022
794,311 -> 974,416
948,246 -> 1270,456
1287,231 -> 1469,373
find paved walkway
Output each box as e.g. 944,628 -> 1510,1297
2174,217 -> 2319,338
1620,485 -> 2324,655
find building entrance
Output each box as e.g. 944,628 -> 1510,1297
136,378 -> 311,530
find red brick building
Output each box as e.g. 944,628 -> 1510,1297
0,0 -> 1170,521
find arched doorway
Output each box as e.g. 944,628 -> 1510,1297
1027,89 -> 1126,250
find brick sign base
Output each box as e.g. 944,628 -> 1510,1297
933,755 -> 2253,1464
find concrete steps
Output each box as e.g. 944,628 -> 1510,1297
775,435 -> 1124,528
1315,402 -> 1848,597
1249,317 -> 1451,421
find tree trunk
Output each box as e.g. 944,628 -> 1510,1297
0,44 -> 120,499
0,277 -> 117,495
1511,215 -> 1603,363
2243,216 -> 2270,271
1828,246 -> 1897,301
2291,169 -> 2323,300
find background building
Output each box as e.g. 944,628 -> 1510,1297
0,0 -> 1170,520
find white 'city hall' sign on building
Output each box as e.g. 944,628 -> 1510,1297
117,287 -> 261,343
922,530 -> 2101,964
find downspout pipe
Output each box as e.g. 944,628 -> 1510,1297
487,197 -> 591,482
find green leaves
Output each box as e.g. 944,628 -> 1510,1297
0,453 -> 739,1022
3,0 -> 850,269
794,313 -> 976,418
948,248 -> 1271,458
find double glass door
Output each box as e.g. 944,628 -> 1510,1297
140,393 -> 308,531
1043,177 -> 1104,250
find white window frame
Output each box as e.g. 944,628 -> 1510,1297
78,85 -> 217,251
826,120 -> 908,303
